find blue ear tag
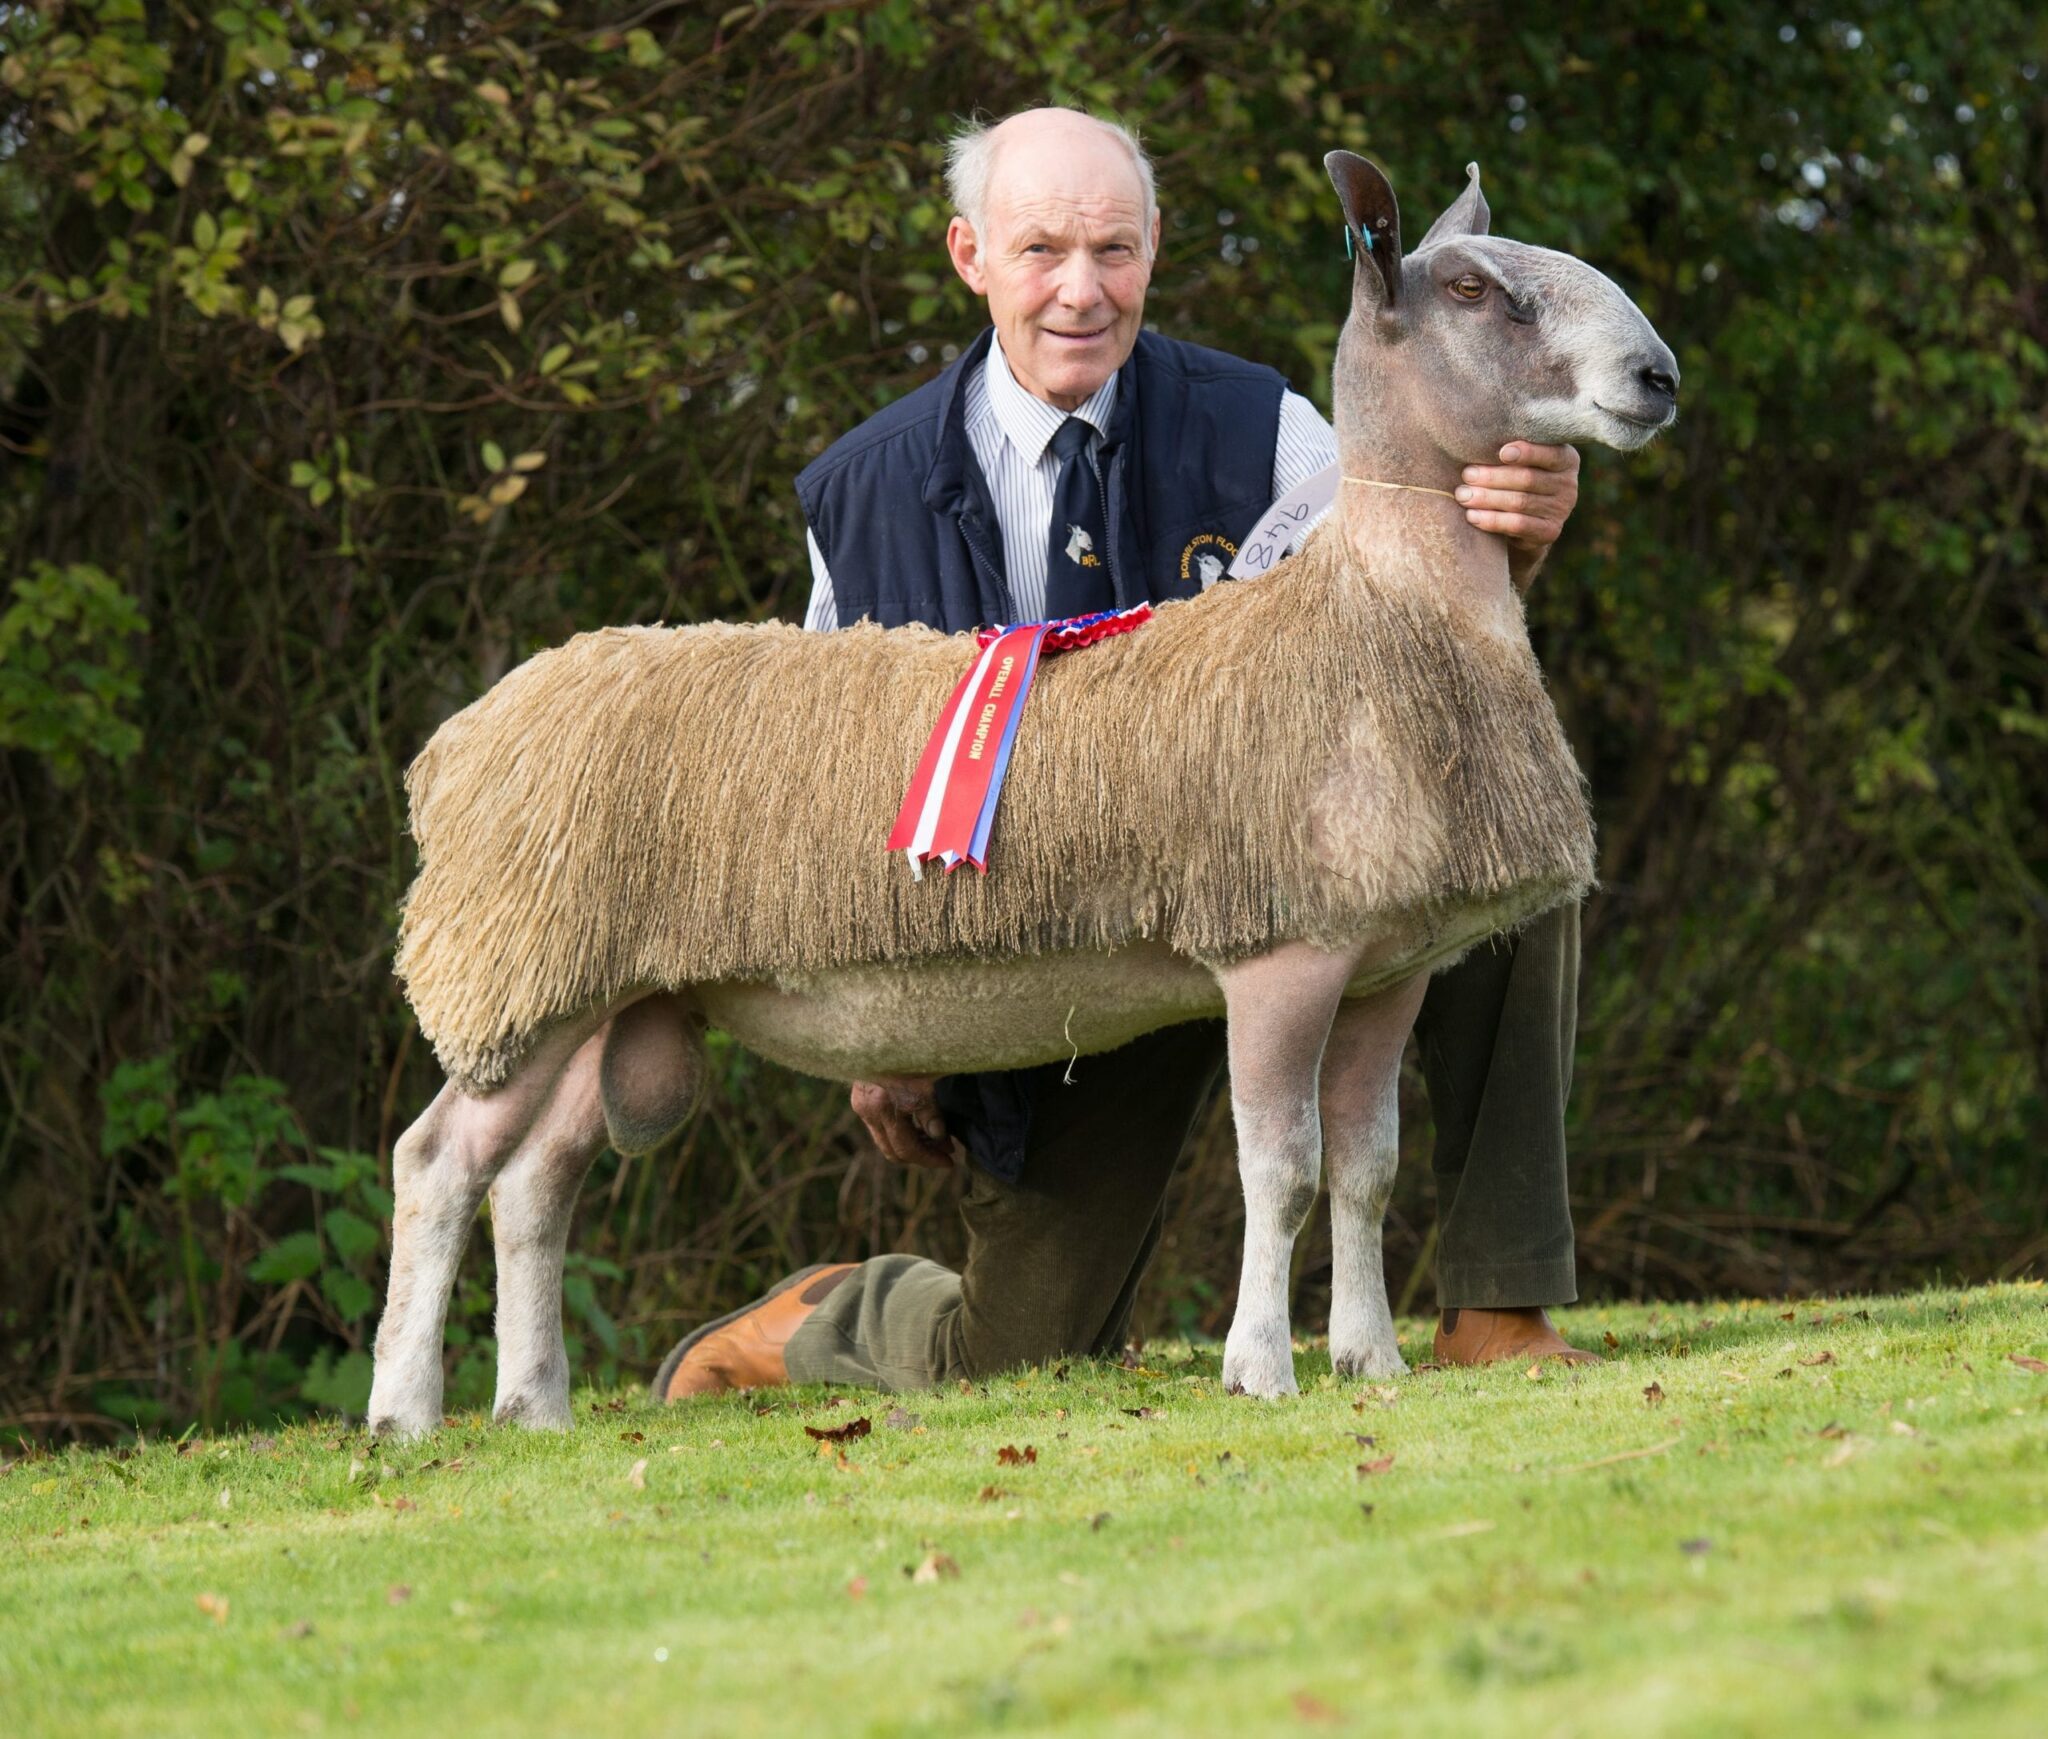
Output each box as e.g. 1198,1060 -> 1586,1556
1343,224 -> 1353,260
1344,223 -> 1372,259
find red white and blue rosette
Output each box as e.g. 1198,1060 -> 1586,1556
886,603 -> 1153,875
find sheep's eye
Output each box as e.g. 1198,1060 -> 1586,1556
1450,275 -> 1486,301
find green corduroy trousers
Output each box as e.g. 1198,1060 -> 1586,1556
785,903 -> 1582,1391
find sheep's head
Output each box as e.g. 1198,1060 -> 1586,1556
1325,152 -> 1678,465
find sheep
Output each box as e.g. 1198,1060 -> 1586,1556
367,152 -> 1679,1437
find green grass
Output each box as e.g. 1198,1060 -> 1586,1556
4,1285 -> 2047,1737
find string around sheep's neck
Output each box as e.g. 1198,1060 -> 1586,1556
1341,475 -> 1459,502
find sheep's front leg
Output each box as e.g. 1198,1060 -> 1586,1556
1322,975 -> 1429,1379
488,1033 -> 608,1430
1216,943 -> 1359,1399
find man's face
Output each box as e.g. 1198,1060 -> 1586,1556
947,122 -> 1159,411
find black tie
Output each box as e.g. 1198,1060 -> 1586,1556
1043,415 -> 1114,620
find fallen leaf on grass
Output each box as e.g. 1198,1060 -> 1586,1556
195,1593 -> 229,1626
1524,1363 -> 1545,1381
2010,1354 -> 2048,1376
281,1620 -> 314,1639
386,1584 -> 412,1605
1679,1538 -> 1712,1557
1349,1434 -> 1377,1449
1355,1455 -> 1396,1478
627,1458 -> 647,1491
1292,1690 -> 1341,1724
1090,1512 -> 1112,1532
995,1444 -> 1037,1466
1817,1422 -> 1850,1440
1430,1519 -> 1495,1539
909,1551 -> 960,1584
846,1576 -> 868,1601
1122,1408 -> 1158,1420
1603,1331 -> 1621,1350
619,1430 -> 644,1444
803,1417 -> 872,1444
1890,1420 -> 1919,1437
1643,1382 -> 1665,1406
1822,1440 -> 1859,1469
978,1485 -> 1008,1502
884,1406 -> 922,1431
389,1496 -> 416,1513
1800,1351 -> 1836,1368
1780,1310 -> 1797,1322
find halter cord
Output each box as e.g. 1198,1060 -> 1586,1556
1341,475 -> 1460,502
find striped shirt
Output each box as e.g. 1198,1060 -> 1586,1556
802,335 -> 1335,631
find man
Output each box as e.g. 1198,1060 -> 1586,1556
653,108 -> 1596,1402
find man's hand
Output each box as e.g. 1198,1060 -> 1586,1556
850,1077 -> 958,1170
1455,441 -> 1581,590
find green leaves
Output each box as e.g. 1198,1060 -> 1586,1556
248,1232 -> 322,1284
0,562 -> 148,784
323,1209 -> 381,1264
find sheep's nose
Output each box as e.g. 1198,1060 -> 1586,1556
1638,363 -> 1679,403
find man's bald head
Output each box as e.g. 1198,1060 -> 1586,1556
946,109 -> 1157,260
942,108 -> 1161,409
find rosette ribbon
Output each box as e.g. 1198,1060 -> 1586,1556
886,603 -> 1154,876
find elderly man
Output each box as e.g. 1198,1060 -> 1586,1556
653,108 -> 1596,1401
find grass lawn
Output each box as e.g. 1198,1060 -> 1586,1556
4,1284 -> 2047,1737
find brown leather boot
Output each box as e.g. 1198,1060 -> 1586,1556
652,1264 -> 857,1401
1434,1306 -> 1602,1367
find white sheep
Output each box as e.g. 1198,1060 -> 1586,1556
366,153 -> 1679,1436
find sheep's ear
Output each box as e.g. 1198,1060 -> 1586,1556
1325,150 -> 1402,310
1418,162 -> 1491,249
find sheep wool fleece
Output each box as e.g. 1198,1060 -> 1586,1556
394,526 -> 1596,1090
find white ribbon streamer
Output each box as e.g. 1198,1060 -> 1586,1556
906,636 -> 1002,874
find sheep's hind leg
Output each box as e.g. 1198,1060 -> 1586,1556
367,1085 -> 496,1439
1216,943 -> 1358,1400
487,1033 -> 608,1429
1323,975 -> 1428,1380
488,994 -> 705,1429
367,1017 -> 601,1440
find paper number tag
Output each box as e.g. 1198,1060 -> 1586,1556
1226,461 -> 1340,580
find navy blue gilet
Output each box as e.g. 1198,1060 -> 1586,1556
794,326 -> 1287,1181
796,326 -> 1286,631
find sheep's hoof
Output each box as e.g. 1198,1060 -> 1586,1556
365,1375 -> 442,1442
1221,1333 -> 1299,1400
1331,1344 -> 1409,1381
492,1390 -> 572,1431
366,1409 -> 437,1443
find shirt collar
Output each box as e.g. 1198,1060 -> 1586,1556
984,336 -> 1120,467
